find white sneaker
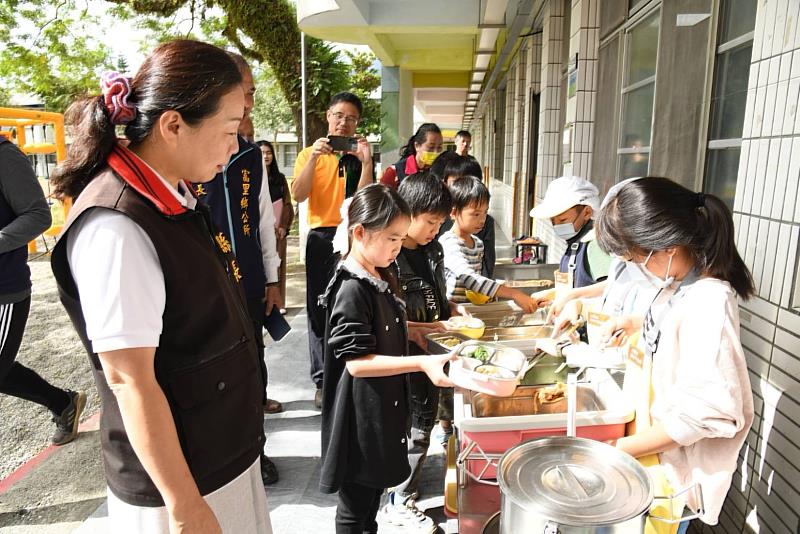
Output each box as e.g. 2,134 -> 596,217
381,493 -> 437,533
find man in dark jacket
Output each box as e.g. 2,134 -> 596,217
0,137 -> 85,445
194,54 -> 283,485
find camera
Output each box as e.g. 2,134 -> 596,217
327,135 -> 358,152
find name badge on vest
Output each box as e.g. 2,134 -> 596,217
554,270 -> 573,294
586,311 -> 610,348
627,344 -> 644,369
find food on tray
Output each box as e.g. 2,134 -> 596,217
438,336 -> 464,348
537,382 -> 567,404
474,364 -> 516,379
461,343 -> 494,363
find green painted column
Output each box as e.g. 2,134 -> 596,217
381,66 -> 401,168
381,66 -> 413,170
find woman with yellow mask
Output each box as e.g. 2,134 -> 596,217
380,123 -> 443,188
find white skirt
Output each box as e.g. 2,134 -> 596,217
106,459 -> 272,534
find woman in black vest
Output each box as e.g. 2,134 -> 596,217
50,40 -> 271,533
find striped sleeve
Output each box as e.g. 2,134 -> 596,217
439,232 -> 500,299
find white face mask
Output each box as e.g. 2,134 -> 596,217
553,222 -> 578,240
632,250 -> 675,289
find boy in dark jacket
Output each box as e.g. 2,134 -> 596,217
382,172 -> 455,531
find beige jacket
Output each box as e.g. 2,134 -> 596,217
648,278 -> 754,525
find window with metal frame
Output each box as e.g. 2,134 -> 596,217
283,144 -> 298,169
617,10 -> 660,180
703,0 -> 757,210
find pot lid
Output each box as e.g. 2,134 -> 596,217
498,436 -> 653,526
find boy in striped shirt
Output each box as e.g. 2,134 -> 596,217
438,177 -> 540,312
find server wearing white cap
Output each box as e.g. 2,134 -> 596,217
530,176 -> 610,289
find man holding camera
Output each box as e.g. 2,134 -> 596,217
291,92 -> 373,408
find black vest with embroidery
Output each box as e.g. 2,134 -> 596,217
51,168 -> 264,506
195,136 -> 267,300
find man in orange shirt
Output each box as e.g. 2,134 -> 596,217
292,92 -> 373,407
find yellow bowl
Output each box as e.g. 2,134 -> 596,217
465,290 -> 491,305
447,317 -> 486,339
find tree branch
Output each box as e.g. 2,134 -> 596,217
222,20 -> 263,63
32,0 -> 69,48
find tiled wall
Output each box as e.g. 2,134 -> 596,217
537,0 -> 566,195
564,0 -> 598,179
699,1 -> 800,533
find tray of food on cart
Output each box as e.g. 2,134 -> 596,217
448,341 -> 529,397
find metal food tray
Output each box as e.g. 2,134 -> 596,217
482,325 -> 553,340
426,332 -> 470,354
470,385 -> 603,418
464,310 -> 524,328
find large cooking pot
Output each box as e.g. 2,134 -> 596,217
497,436 -> 653,533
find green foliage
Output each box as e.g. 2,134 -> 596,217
1,0 -> 383,144
0,0 -> 115,111
251,64 -> 293,137
345,50 -> 381,137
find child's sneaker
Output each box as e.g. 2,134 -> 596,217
381,492 -> 437,533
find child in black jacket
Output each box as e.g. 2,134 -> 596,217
319,184 -> 454,534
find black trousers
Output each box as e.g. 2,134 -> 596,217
305,227 -> 337,388
245,296 -> 268,403
0,297 -> 69,415
393,371 -> 440,498
336,481 -> 383,534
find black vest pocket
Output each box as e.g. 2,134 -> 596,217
166,338 -> 262,484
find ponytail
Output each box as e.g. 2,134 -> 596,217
400,122 -> 442,158
51,39 -> 242,201
596,176 -> 756,299
698,194 -> 755,299
50,96 -> 116,199
400,134 -> 418,158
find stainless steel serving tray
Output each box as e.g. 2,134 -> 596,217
425,332 -> 470,354
470,385 -> 603,418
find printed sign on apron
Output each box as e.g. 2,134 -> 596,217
554,242 -> 581,296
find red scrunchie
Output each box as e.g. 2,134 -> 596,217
100,71 -> 136,125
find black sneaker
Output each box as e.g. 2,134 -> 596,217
261,455 -> 279,485
51,390 -> 87,446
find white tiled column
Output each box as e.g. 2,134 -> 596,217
564,0 -> 598,178
537,0 -> 565,198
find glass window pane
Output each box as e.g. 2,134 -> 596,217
704,147 -> 741,210
626,12 -> 660,86
709,44 -> 753,140
719,0 -> 757,44
619,153 -> 650,179
620,83 -> 655,147
629,0 -> 647,12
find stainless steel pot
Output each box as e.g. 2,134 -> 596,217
497,437 -> 653,533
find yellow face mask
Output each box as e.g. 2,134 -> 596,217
418,150 -> 441,167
